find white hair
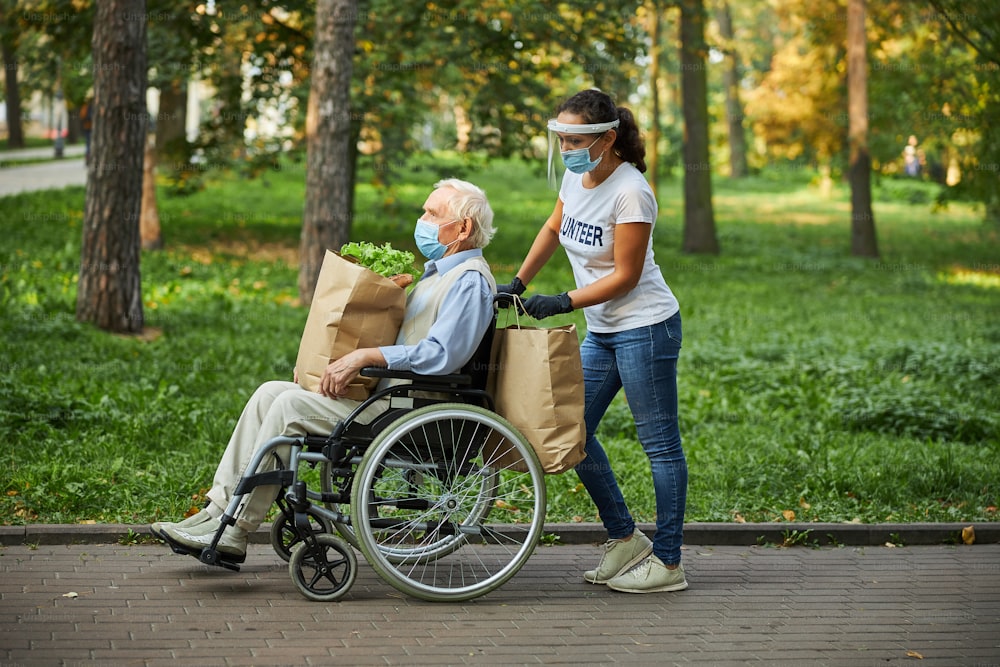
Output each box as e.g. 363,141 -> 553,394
434,178 -> 496,248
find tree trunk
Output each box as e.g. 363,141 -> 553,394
847,0 -> 879,258
716,0 -> 748,178
1,34 -> 24,149
155,78 -> 188,163
647,3 -> 662,198
141,133 -> 163,250
76,0 -> 147,334
66,103 -> 82,145
679,0 -> 719,254
984,99 -> 1000,227
298,0 -> 358,305
453,99 -> 471,152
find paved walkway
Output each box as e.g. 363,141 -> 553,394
0,145 -> 86,161
0,145 -> 87,197
1,526 -> 998,666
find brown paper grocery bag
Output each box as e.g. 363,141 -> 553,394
295,250 -> 406,400
487,321 -> 587,474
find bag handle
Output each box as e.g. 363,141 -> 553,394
497,293 -> 524,329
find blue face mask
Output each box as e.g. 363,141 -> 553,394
414,218 -> 459,260
560,136 -> 605,174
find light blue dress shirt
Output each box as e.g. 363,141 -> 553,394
379,249 -> 494,376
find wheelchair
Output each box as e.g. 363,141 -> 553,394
163,316 -> 547,602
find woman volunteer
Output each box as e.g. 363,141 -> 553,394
498,89 -> 688,594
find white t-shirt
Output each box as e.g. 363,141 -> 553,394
558,163 -> 679,333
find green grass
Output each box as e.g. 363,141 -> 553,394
1,153 -> 998,527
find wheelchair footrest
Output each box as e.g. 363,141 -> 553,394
160,532 -> 246,570
199,547 -> 244,571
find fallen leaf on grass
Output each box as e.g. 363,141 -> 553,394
961,525 -> 975,545
733,512 -> 746,524
13,504 -> 38,520
781,509 -> 796,521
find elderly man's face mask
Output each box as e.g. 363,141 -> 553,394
414,218 -> 460,260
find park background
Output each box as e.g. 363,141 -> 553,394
1,0 -> 998,536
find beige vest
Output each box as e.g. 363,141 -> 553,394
378,256 -> 495,395
395,255 -> 496,349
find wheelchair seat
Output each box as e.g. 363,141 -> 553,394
304,311 -> 497,451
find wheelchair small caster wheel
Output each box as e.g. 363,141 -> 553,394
270,509 -> 332,563
288,534 -> 357,602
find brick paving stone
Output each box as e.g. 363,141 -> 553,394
1,540 -> 998,665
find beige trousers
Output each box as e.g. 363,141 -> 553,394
206,380 -> 387,530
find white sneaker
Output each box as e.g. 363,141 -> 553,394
161,518 -> 248,560
583,528 -> 653,584
607,555 -> 688,593
151,509 -> 213,538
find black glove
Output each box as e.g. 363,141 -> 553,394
521,292 -> 573,319
495,276 -> 526,308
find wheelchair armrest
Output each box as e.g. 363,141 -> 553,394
360,366 -> 473,387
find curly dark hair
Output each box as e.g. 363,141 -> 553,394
556,89 -> 647,173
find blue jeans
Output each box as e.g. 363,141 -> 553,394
574,311 -> 687,565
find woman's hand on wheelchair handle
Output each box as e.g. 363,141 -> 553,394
521,292 -> 573,319
495,276 -> 526,308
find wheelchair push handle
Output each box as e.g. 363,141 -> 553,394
494,277 -> 525,309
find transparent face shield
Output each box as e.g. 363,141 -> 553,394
546,118 -> 620,188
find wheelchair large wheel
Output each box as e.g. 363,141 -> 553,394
288,534 -> 357,602
351,403 -> 546,602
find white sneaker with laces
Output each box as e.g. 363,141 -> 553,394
161,518 -> 248,560
583,528 -> 653,584
606,555 -> 688,593
151,508 -> 212,538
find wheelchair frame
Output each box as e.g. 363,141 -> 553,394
162,324 -> 548,603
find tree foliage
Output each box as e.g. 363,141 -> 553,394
8,0 -> 999,228
741,1 -> 846,168
923,0 -> 1000,223
345,1 -> 648,191
732,0 -> 999,222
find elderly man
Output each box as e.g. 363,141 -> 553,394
152,178 -> 497,561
